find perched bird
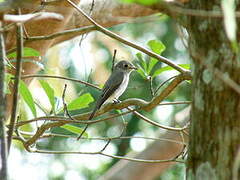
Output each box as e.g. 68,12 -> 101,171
89,60 -> 137,120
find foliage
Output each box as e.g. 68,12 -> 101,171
136,39 -> 189,79
4,5 -> 191,180
7,47 -> 40,59
19,80 -> 37,117
66,93 -> 94,111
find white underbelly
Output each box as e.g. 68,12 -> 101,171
107,73 -> 129,102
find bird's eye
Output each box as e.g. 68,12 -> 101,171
124,64 -> 128,68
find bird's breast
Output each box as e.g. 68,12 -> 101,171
108,73 -> 129,101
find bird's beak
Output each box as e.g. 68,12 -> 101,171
130,65 -> 137,70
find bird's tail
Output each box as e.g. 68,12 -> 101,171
88,95 -> 105,120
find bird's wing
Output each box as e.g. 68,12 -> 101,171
102,71 -> 124,97
88,71 -> 124,120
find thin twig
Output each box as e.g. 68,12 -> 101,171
15,73 -> 190,149
100,139 -> 111,152
15,107 -> 141,128
0,21 -> 8,180
78,0 -> 95,46
145,73 -> 191,111
6,26 -> 96,55
21,74 -> 100,90
21,75 -> 192,107
112,49 -> 117,72
149,76 -> 154,97
89,0 -> 95,15
15,100 -> 190,129
30,148 -> 184,163
127,106 -> 188,131
99,152 -> 184,163
16,106 -> 188,149
62,84 -> 73,119
118,110 -> 127,137
16,74 -> 190,128
159,101 -> 191,105
16,131 -> 186,145
66,0 -> 188,74
7,21 -> 23,151
25,26 -> 96,42
76,124 -> 89,140
155,75 -> 178,95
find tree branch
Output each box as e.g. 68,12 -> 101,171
24,25 -> 96,41
14,73 -> 190,149
99,106 -> 190,180
52,0 -> 158,45
144,72 -> 191,111
7,22 -> 23,151
0,21 -> 8,180
100,131 -> 186,180
21,74 -> 100,89
66,0 -> 188,74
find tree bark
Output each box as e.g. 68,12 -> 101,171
186,1 -> 240,179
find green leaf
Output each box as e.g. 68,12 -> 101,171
67,93 -> 94,111
61,124 -> 88,137
147,40 -> 166,55
136,64 -> 148,78
7,47 -> 40,59
147,57 -> 158,74
152,64 -> 190,78
19,80 -> 37,117
39,80 -> 55,112
147,40 -> 166,74
136,53 -> 147,70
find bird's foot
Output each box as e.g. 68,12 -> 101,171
113,99 -> 121,104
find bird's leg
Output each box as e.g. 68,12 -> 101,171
113,98 -> 121,104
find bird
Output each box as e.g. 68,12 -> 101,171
88,60 -> 137,120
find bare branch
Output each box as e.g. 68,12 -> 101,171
24,25 -> 96,41
29,148 -> 184,163
16,131 -> 186,145
66,0 -> 189,74
128,107 -> 188,131
99,131 -> 186,179
7,21 -> 23,151
61,84 -> 73,119
21,74 -> 100,90
4,12 -> 64,23
14,72 -> 190,149
144,73 -> 191,111
0,21 -> 8,180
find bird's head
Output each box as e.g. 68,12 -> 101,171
114,60 -> 137,73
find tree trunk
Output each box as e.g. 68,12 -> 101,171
187,1 -> 240,179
